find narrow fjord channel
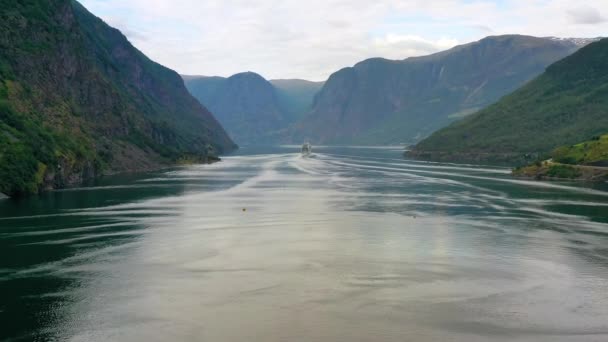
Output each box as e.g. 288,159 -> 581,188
1,146 -> 608,341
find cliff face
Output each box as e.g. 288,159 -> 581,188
184,73 -> 323,145
187,72 -> 286,145
411,39 -> 608,163
270,79 -> 325,123
0,0 -> 235,196
290,35 -> 589,145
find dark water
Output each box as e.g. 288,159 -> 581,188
1,146 -> 608,342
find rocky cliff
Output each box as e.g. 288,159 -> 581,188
291,35 -> 592,145
184,73 -> 323,145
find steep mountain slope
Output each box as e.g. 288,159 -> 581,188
184,74 -> 323,145
270,79 -> 324,122
182,75 -> 227,108
0,0 -> 235,196
291,35 -> 590,145
184,72 -> 285,145
411,38 -> 608,164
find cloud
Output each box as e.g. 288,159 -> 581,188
567,6 -> 606,24
469,25 -> 494,33
78,0 -> 608,81
372,34 -> 459,59
104,16 -> 148,41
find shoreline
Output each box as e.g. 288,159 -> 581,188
512,162 -> 608,182
406,150 -> 608,183
5,157 -> 223,199
404,150 -> 536,166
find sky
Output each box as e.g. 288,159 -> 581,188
79,0 -> 608,81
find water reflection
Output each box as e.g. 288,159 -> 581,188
1,146 -> 607,341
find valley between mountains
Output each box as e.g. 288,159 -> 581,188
1,0 -> 607,197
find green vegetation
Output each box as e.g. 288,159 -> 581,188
545,164 -> 582,179
413,39 -> 608,162
0,0 -> 234,196
512,135 -> 608,182
552,134 -> 608,166
512,161 -> 608,181
513,163 -> 582,180
0,94 -> 91,195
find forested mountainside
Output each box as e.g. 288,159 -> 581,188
184,73 -> 323,145
289,35 -> 592,145
0,0 -> 235,196
410,38 -> 608,164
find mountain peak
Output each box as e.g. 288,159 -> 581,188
229,71 -> 267,81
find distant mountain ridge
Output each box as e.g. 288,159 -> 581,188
289,35 -> 590,145
183,73 -> 323,145
0,0 -> 235,196
270,79 -> 325,122
410,38 -> 608,164
546,37 -> 602,46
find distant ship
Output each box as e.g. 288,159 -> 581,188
301,142 -> 312,156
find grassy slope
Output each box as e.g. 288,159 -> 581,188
552,134 -> 608,166
513,134 -> 608,181
413,39 -> 608,160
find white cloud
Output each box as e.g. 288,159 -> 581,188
79,0 -> 608,81
103,16 -> 148,41
567,5 -> 606,24
372,34 -> 459,60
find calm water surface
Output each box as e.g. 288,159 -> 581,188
1,146 -> 608,341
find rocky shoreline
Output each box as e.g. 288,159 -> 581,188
512,162 -> 608,182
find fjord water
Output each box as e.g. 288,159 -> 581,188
1,147 -> 608,342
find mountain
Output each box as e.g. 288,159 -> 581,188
183,74 -> 323,145
184,72 -> 285,145
270,79 -> 325,122
0,0 -> 235,196
290,35 -> 592,145
410,38 -> 608,164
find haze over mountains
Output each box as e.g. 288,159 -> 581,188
184,73 -> 323,145
184,35 -> 595,147
291,35 -> 595,145
0,0 -> 234,196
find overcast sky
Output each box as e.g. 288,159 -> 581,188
79,0 -> 608,81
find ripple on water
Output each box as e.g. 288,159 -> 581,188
1,147 -> 608,342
